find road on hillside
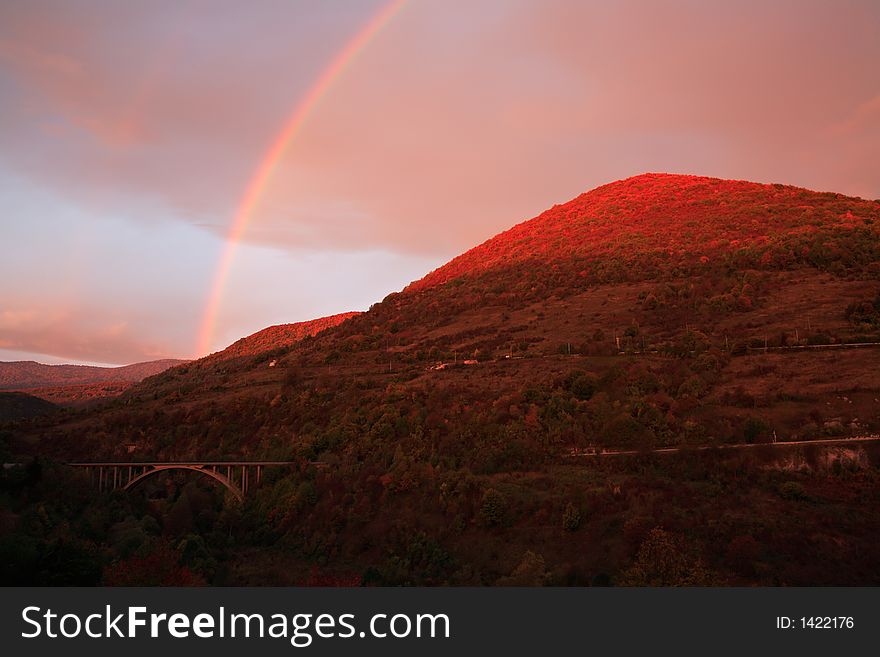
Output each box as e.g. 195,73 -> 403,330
567,435 -> 880,458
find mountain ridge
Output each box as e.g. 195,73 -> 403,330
0,358 -> 189,390
197,311 -> 360,364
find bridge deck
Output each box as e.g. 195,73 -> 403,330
67,461 -> 298,467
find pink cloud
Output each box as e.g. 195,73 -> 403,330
2,0 -> 878,259
0,305 -> 176,365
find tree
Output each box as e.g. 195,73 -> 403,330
620,528 -> 714,586
568,373 -> 598,401
479,488 -> 507,527
496,551 -> 549,586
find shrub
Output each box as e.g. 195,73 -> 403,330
672,330 -> 710,357
603,415 -> 653,450
296,481 -> 318,508
742,417 -> 770,443
562,502 -> 581,532
778,481 -> 809,501
677,375 -> 707,399
725,535 -> 761,577
567,373 -> 598,401
845,294 -> 880,328
479,488 -> 507,527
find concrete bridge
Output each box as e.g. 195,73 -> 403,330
67,461 -> 298,502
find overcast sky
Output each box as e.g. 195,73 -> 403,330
1,0 -> 878,365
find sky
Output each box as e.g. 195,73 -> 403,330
0,0 -> 878,366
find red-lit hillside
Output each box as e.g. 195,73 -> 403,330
202,311 -> 360,362
46,171 -> 880,459
11,174 -> 880,587
407,173 -> 880,293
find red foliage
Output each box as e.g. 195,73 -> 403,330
406,173 -> 880,292
203,312 -> 360,361
302,565 -> 362,587
103,544 -> 206,586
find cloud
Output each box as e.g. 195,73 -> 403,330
2,0 -> 879,260
0,305 -> 175,365
231,0 -> 880,256
0,0 -> 392,223
833,94 -> 880,135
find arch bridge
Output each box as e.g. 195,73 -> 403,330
67,461 -> 300,502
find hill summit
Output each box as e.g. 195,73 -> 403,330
407,172 -> 879,294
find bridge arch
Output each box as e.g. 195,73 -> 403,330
123,465 -> 243,502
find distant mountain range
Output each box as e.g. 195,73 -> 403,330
0,358 -> 188,391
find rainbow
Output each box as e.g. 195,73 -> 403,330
195,0 -> 407,357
